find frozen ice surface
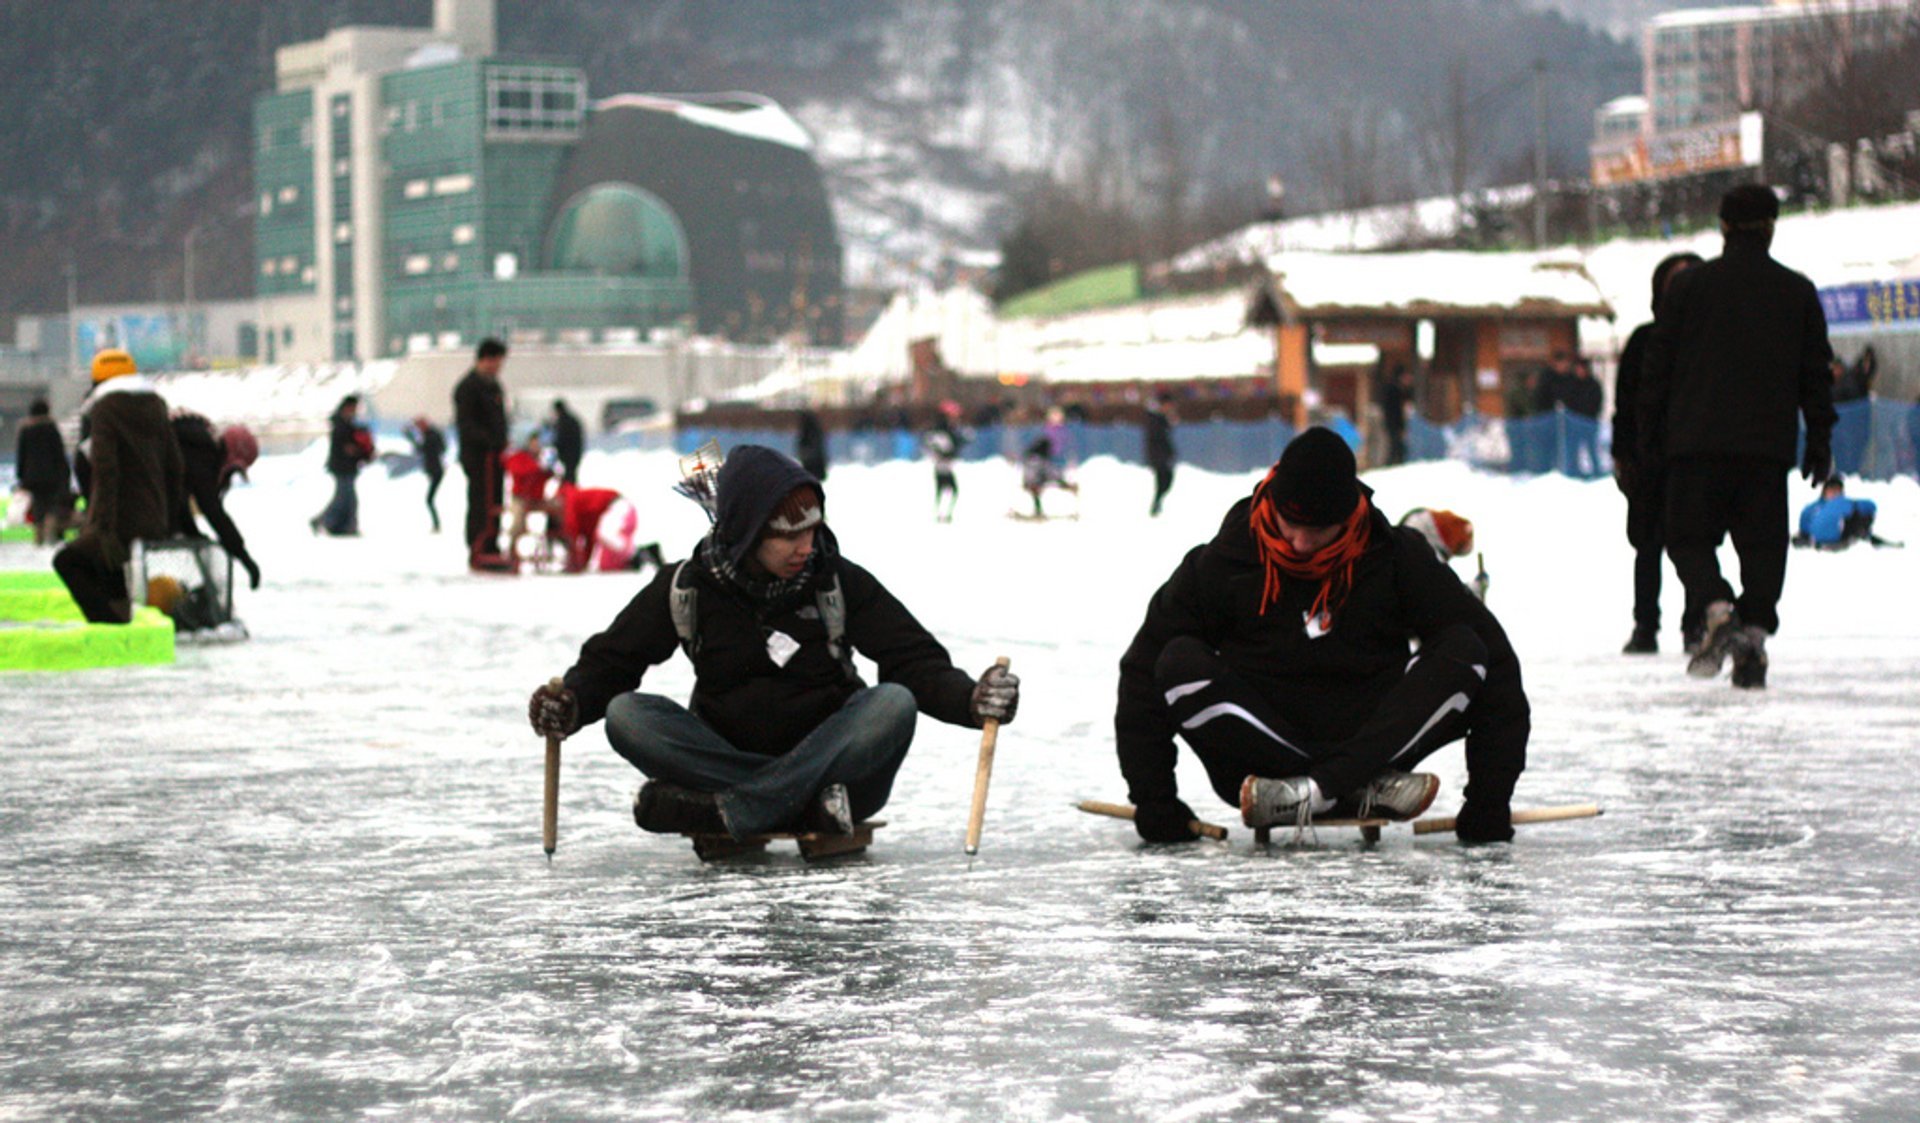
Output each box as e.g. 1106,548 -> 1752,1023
4,449 -> 1919,1121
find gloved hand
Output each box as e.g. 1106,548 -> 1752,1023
1453,800 -> 1514,844
1801,430 -> 1832,485
1134,798 -> 1200,843
528,682 -> 578,739
969,663 -> 1020,726
236,550 -> 262,590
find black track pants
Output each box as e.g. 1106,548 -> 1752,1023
1153,628 -> 1489,804
1664,457 -> 1789,634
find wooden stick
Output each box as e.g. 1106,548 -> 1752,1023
963,656 -> 1011,855
1411,803 -> 1601,836
542,677 -> 563,859
1075,799 -> 1230,842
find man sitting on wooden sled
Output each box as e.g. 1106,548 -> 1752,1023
1113,428 -> 1529,843
527,444 -> 1018,841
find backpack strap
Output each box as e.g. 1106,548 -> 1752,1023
668,559 -> 700,655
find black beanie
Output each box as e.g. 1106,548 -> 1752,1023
712,445 -> 824,566
1260,427 -> 1359,527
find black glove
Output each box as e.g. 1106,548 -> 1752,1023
1453,800 -> 1514,844
236,551 -> 261,590
528,682 -> 578,739
1801,430 -> 1831,485
969,664 -> 1019,726
1134,798 -> 1201,843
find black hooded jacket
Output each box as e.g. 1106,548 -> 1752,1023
1115,495 -> 1528,810
171,413 -> 250,564
561,447 -> 977,755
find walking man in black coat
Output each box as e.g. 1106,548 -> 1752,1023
526,445 -> 1019,840
1612,252 -> 1704,655
453,338 -> 509,565
550,398 -> 584,486
1143,391 -> 1177,516
1114,428 -> 1528,843
1639,184 -> 1837,689
408,416 -> 446,533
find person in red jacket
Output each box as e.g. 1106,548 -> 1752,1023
555,484 -> 664,574
502,433 -> 553,558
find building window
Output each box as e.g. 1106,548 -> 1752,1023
333,158 -> 350,177
335,222 -> 352,243
432,173 -> 474,196
404,253 -> 432,275
278,185 -> 299,204
262,260 -> 277,277
280,255 -> 298,273
484,67 -> 586,137
403,179 -> 430,200
299,120 -> 314,148
300,265 -> 316,285
451,223 -> 475,245
260,192 -> 273,216
441,252 -> 460,272
336,296 -> 353,314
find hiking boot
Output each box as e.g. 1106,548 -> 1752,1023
632,781 -> 729,835
1687,600 -> 1738,678
1356,771 -> 1441,821
1682,624 -> 1705,657
799,783 -> 854,836
1729,625 -> 1769,690
1240,775 -> 1317,829
1622,626 -> 1658,655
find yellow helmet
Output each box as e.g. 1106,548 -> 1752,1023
91,348 -> 137,383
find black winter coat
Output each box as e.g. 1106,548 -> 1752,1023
453,370 -> 507,458
14,416 -> 71,492
551,407 -> 583,468
1143,410 -> 1175,469
326,414 -> 369,476
1640,242 -> 1837,467
1115,499 -> 1528,811
563,544 -> 978,756
1564,376 -> 1603,420
172,413 -> 250,563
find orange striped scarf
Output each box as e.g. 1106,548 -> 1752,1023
1249,486 -> 1372,627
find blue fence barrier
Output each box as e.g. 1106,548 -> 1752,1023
609,397 -> 1920,481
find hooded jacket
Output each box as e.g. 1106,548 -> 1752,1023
1115,493 -> 1528,811
561,446 -> 977,755
171,412 -> 250,565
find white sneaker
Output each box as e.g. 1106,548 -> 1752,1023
1240,775 -> 1315,829
1357,771 -> 1441,820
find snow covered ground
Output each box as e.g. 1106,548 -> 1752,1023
3,448 -> 1919,1121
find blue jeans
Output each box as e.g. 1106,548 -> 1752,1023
605,684 -> 918,837
318,472 -> 358,535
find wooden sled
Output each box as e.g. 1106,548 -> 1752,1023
1076,800 -> 1600,845
686,820 -> 884,862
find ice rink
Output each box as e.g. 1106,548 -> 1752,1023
4,448 -> 1918,1121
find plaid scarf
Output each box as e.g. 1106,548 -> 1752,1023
699,530 -> 821,605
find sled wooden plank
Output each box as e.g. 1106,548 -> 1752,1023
1252,816 -> 1390,846
1074,800 -> 1228,841
687,821 -> 885,862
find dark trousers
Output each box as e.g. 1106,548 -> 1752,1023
604,685 -> 917,837
934,468 -> 958,520
1153,630 -> 1487,804
461,448 -> 502,556
1665,457 -> 1789,634
424,468 -> 443,532
1625,482 -> 1700,636
1149,462 -> 1174,516
316,471 -> 358,535
52,535 -> 131,624
560,454 -> 580,487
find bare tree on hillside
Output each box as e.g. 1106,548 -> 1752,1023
1306,104 -> 1403,213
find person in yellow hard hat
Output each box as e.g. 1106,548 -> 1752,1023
52,349 -> 184,623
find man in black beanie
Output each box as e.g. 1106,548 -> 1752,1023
1639,183 -> 1836,689
1113,427 -> 1530,842
526,445 -> 1018,842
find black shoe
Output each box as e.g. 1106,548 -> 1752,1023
633,781 -> 729,835
1729,625 -> 1768,689
799,783 -> 855,836
1622,626 -> 1658,654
